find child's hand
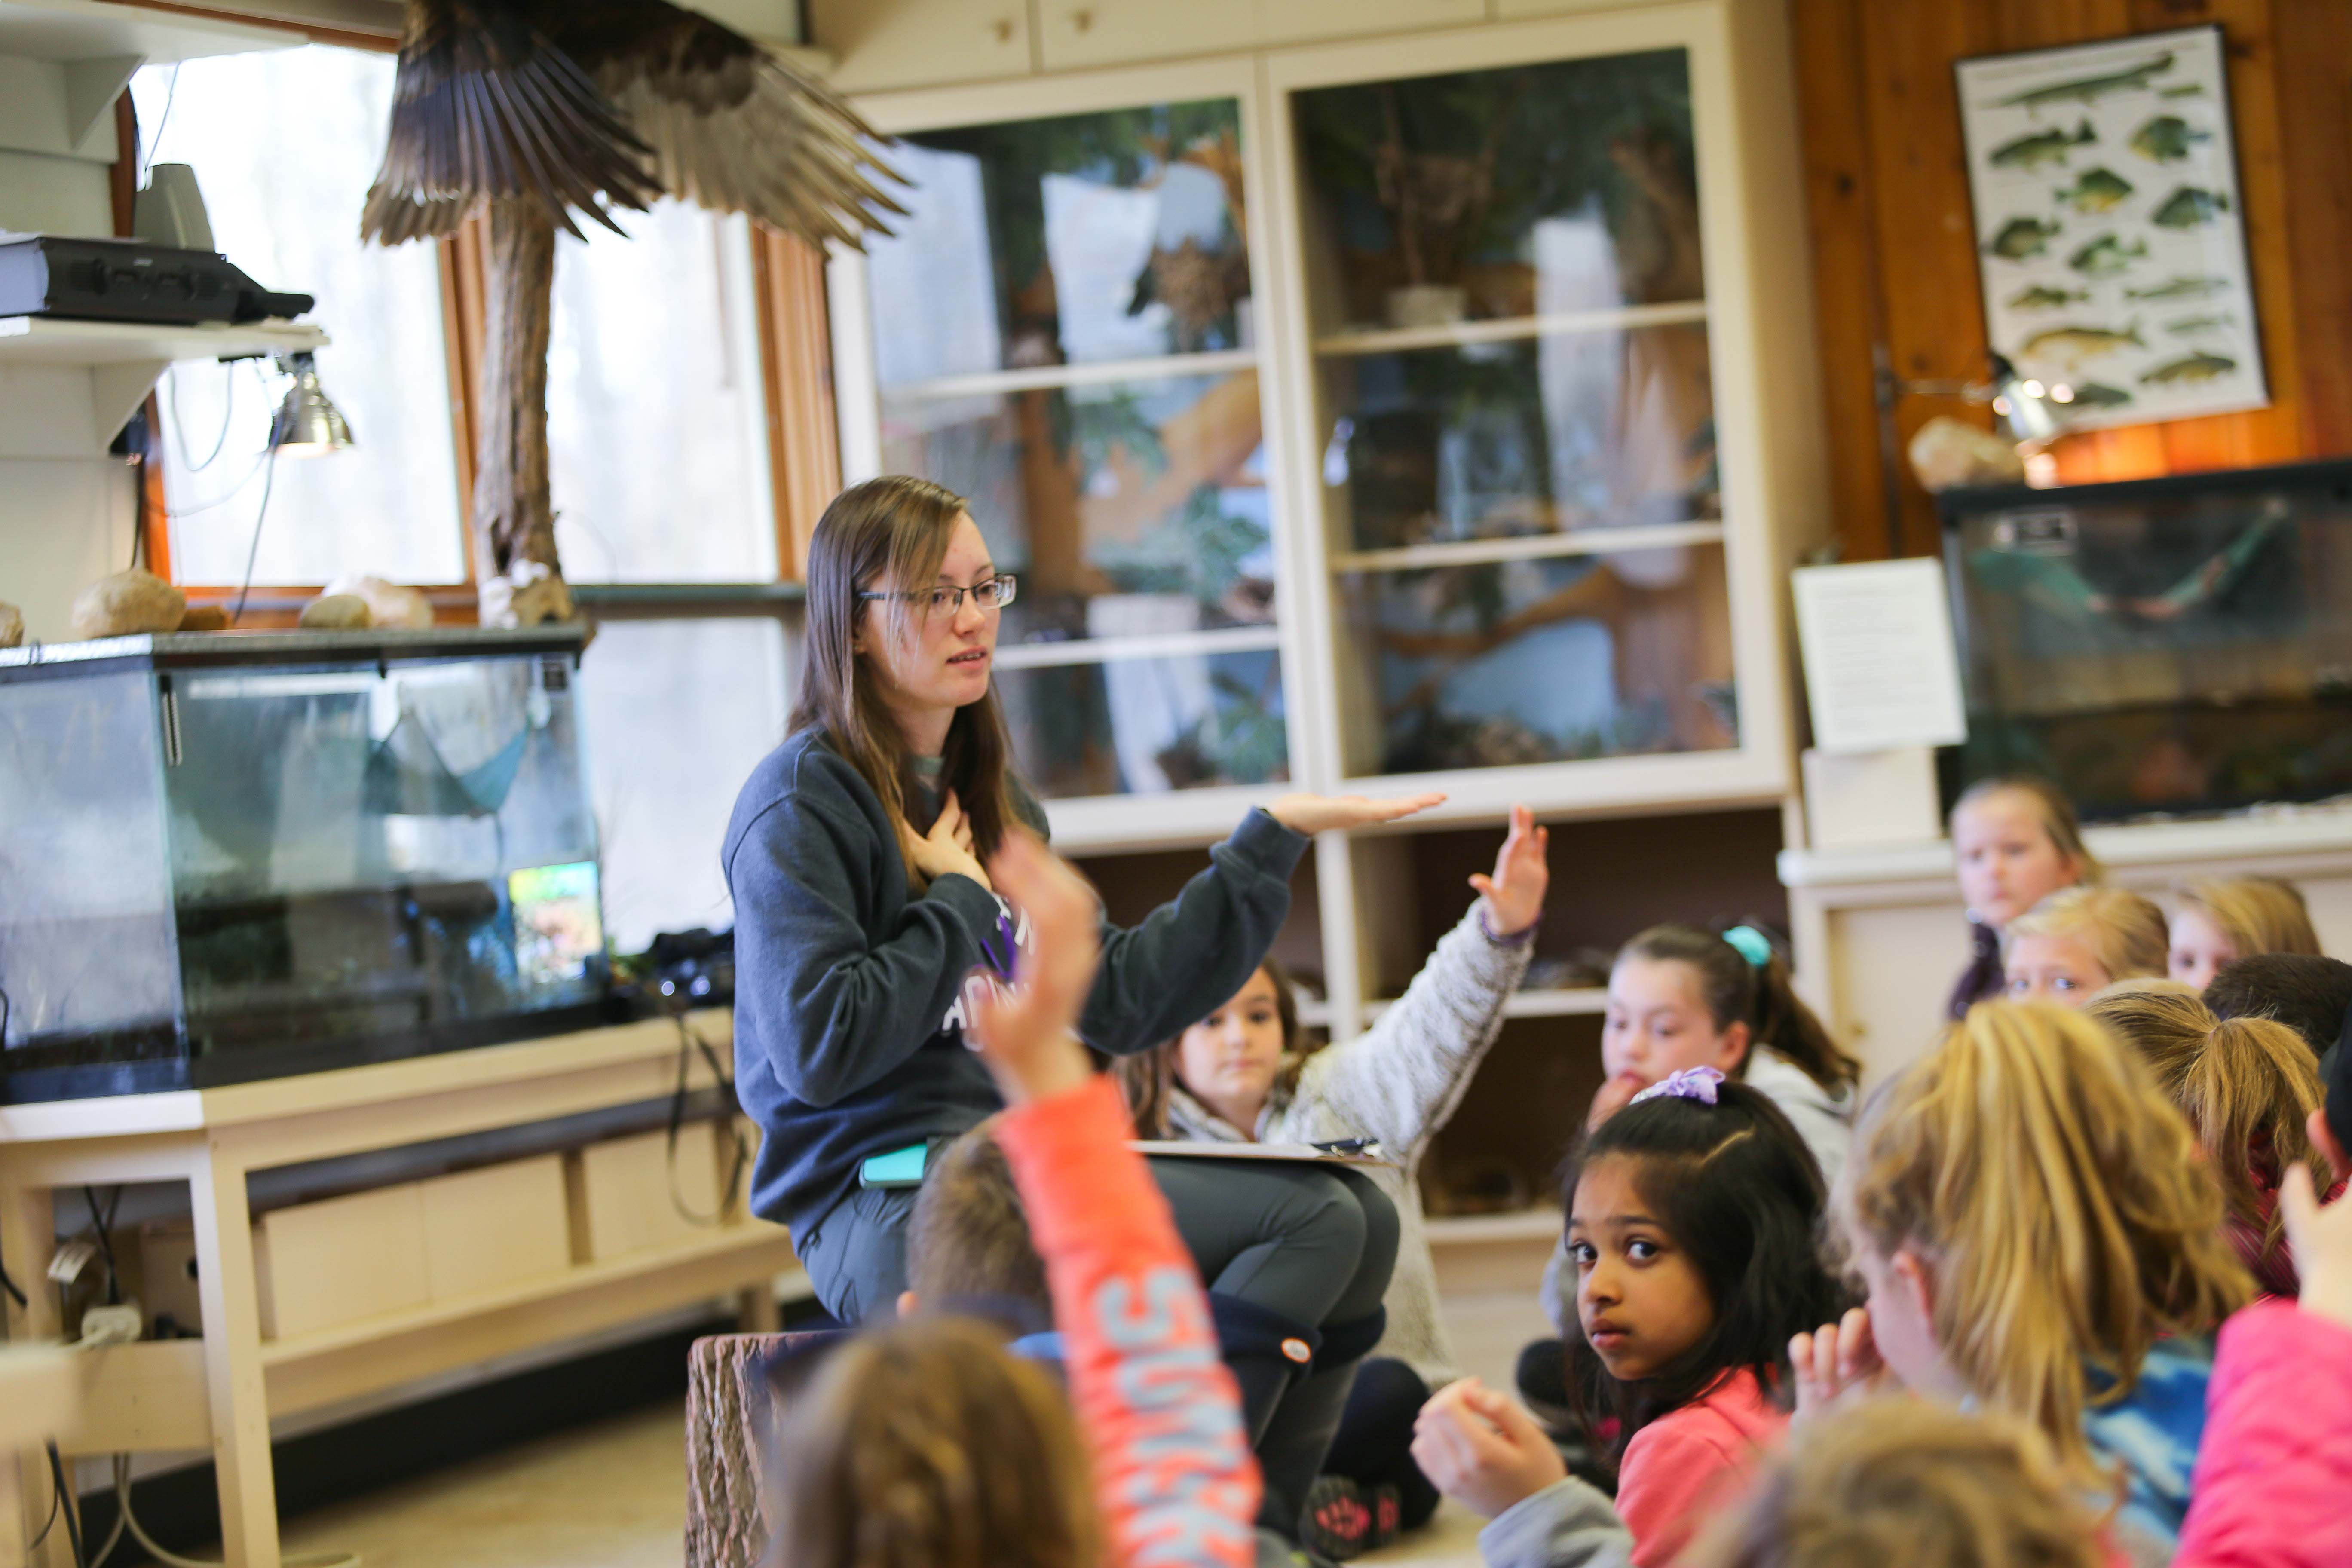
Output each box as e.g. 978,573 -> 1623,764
1410,1377 -> 1567,1519
1471,805 -> 1549,937
966,832 -> 1099,1106
1587,1072 -> 1645,1130
1266,791 -> 1447,835
2282,1161 -> 2352,1333
1790,1307 -> 1890,1424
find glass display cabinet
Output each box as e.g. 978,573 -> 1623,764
832,61 -> 1298,848
1265,7 -> 1809,830
0,628 -> 616,1100
828,1 -> 1819,876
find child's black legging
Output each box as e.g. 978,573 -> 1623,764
1322,1357 -> 1442,1529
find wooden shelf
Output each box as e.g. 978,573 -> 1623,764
0,315 -> 329,457
1312,300 -> 1709,358
0,315 -> 327,366
0,1 -> 305,66
995,624 -> 1282,671
260,1221 -> 799,1416
1332,521 -> 1726,575
1362,986 -> 1608,1022
1424,1206 -> 1561,1245
880,346 -> 1258,402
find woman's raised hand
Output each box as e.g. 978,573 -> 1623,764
904,790 -> 992,891
1471,805 -> 1549,937
1266,791 -> 1447,836
2282,1161 -> 2352,1332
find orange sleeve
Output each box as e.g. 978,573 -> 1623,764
995,1075 -> 1262,1568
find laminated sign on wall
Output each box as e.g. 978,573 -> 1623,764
1793,559 -> 1968,756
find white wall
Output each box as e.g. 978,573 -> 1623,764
0,456 -> 136,643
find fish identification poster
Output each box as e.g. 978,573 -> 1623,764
1956,25 -> 2267,432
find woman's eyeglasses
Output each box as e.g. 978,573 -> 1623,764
859,576 -> 1019,620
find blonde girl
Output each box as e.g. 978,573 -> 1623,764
1946,777 -> 2097,1017
2168,875 -> 2323,991
2086,980 -> 2334,1295
1795,1001 -> 2250,1562
2003,886 -> 2168,1005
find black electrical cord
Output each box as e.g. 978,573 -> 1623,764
0,1259 -> 26,1309
229,441 -> 283,625
46,1442 -> 87,1568
81,1186 -> 123,1306
664,1004 -> 748,1226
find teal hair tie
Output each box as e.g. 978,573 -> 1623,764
1722,925 -> 1773,969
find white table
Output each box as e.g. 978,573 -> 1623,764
0,1013 -> 793,1568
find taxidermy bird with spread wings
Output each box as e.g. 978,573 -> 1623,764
361,0 -> 903,624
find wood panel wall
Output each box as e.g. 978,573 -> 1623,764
1792,0 -> 2352,561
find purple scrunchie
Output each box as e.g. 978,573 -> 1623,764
1630,1065 -> 1724,1107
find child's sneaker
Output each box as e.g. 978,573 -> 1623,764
1368,1483 -> 1403,1550
1299,1474 -> 1374,1561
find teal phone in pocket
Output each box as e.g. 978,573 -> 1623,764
858,1142 -> 932,1188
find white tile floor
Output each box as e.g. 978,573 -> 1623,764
251,1288 -> 1553,1568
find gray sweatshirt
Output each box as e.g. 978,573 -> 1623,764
1161,905 -> 1531,1384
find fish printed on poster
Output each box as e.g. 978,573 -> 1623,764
2140,351 -> 2236,385
2151,186 -> 2231,228
2129,114 -> 2211,163
2054,167 -> 2134,213
2068,233 -> 2147,278
2063,382 -> 2135,408
1989,52 -> 2174,111
1991,120 -> 2096,170
2008,284 -> 2090,309
2020,322 -> 2144,370
2125,275 -> 2229,302
1988,216 -> 2063,260
2165,313 -> 2236,336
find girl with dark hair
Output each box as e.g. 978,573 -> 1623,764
1559,1072 -> 1847,1565
724,476 -> 1439,1531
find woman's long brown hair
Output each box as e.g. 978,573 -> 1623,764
790,476 -> 1022,873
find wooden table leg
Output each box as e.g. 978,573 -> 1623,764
736,1281 -> 782,1335
189,1146 -> 281,1568
0,1166 -> 69,1568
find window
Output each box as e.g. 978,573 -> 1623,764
132,47 -> 467,588
574,619 -> 793,952
549,203 -> 781,582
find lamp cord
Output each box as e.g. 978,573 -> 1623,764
229,441 -> 283,625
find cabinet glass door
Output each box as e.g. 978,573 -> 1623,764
1292,50 -> 1736,777
858,100 -> 1289,803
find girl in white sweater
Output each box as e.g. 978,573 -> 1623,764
1115,806 -> 1549,1559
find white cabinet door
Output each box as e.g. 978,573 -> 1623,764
811,0 -> 1034,92
1035,0 -> 1254,72
1260,0 -> 1487,48
1036,0 -> 1484,72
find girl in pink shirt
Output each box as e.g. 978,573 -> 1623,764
1559,1068 -> 1849,1566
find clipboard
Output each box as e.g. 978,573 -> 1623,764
1129,1139 -> 1394,1167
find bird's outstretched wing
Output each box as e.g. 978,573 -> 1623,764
549,0 -> 906,250
362,0 -> 665,245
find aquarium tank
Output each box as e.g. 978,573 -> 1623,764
1941,458 -> 2352,821
0,627 -> 615,1100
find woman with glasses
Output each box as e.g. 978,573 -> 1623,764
724,475 -> 1441,1537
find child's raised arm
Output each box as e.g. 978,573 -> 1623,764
972,833 -> 1262,1568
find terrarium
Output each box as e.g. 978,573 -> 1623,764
1941,458 -> 2352,820
0,628 -> 614,1100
